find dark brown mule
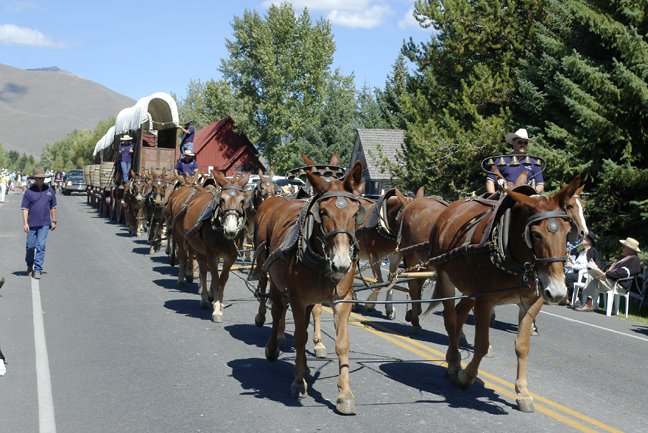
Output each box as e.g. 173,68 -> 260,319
429,177 -> 581,412
145,171 -> 174,254
124,172 -> 149,236
182,171 -> 249,322
254,161 -> 365,415
391,187 -> 448,332
356,190 -> 411,319
164,184 -> 204,280
243,172 -> 280,261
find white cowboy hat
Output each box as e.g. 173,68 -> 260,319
121,134 -> 133,141
505,128 -> 529,145
183,149 -> 194,157
619,237 -> 641,252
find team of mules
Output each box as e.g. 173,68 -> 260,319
88,157 -> 588,415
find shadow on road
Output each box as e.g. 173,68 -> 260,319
163,298 -> 212,320
153,278 -> 196,294
631,325 -> 648,337
227,357 -> 336,412
361,320 -> 450,347
378,361 -> 513,414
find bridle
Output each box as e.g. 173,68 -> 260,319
307,191 -> 365,264
211,184 -> 247,233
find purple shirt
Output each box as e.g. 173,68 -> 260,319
175,158 -> 198,176
21,185 -> 57,227
181,125 -> 195,144
487,155 -> 544,186
118,142 -> 133,164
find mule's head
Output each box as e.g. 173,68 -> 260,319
213,171 -> 249,239
254,171 -> 279,206
306,160 -> 365,281
128,174 -> 148,202
507,176 -> 581,303
148,174 -> 170,206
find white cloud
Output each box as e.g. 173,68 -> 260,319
398,7 -> 432,30
0,24 -> 61,47
263,0 -> 391,29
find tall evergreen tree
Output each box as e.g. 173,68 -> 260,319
514,0 -> 648,249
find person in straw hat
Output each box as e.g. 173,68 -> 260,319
118,134 -> 135,184
576,236 -> 641,312
175,149 -> 198,177
21,167 -> 57,279
485,128 -> 545,194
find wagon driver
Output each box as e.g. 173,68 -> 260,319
175,149 -> 198,177
118,134 -> 134,184
485,128 -> 544,193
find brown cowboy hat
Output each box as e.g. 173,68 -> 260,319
28,167 -> 47,179
619,237 -> 641,252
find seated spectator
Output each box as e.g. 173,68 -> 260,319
563,232 -> 602,304
175,150 -> 198,177
576,236 -> 641,312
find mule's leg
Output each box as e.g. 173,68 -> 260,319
455,297 -> 475,347
311,304 -> 326,358
514,297 -> 544,412
265,281 -> 285,361
405,277 -> 423,334
438,272 -> 462,380
457,298 -> 493,389
365,253 -> 383,312
185,245 -> 194,284
176,231 -> 186,287
213,251 -> 236,323
254,273 -> 268,327
384,255 -> 401,320
289,299 -> 309,400
332,300 -> 355,415
197,256 -> 210,309
208,255 -> 223,323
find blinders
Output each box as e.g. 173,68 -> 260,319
309,192 -> 366,227
212,184 -> 246,231
523,210 -> 570,263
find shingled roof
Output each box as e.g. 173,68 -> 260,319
351,129 -> 404,180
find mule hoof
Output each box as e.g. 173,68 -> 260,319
290,379 -> 307,399
200,301 -> 209,310
185,275 -> 194,283
405,309 -> 412,323
265,345 -> 279,361
516,397 -> 535,413
254,314 -> 266,327
386,309 -> 396,320
485,344 -> 494,358
313,342 -> 327,359
335,396 -> 356,415
410,324 -> 422,335
457,370 -> 474,390
149,246 -> 155,255
212,312 -> 223,323
365,303 -> 375,312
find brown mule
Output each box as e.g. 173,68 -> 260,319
429,177 -> 581,412
254,160 -> 365,415
392,187 -> 448,332
181,171 -> 249,322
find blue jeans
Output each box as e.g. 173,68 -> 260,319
121,161 -> 131,183
181,142 -> 194,154
26,226 -> 49,273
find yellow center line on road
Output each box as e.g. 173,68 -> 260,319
321,306 -> 623,433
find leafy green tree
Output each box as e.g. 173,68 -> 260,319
513,0 -> 648,249
219,2 -> 338,170
395,0 -> 545,197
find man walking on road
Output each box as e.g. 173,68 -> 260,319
21,167 -> 57,279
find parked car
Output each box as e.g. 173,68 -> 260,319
61,175 -> 87,195
245,175 -> 305,194
62,168 -> 84,184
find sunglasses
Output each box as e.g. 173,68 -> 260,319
515,140 -> 528,145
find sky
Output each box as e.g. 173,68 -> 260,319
0,0 -> 432,101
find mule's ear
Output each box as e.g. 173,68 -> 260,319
514,170 -> 528,187
129,169 -> 136,178
306,172 -> 329,195
394,188 -> 408,206
416,186 -> 425,198
343,160 -> 365,195
212,170 -> 228,187
269,169 -> 274,178
506,189 -> 537,211
329,152 -> 340,166
301,153 -> 315,166
555,175 -> 581,207
237,172 -> 250,187
575,184 -> 585,196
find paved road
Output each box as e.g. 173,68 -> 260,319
0,192 -> 646,433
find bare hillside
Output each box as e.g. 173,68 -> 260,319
0,64 -> 135,157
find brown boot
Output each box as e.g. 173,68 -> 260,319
576,297 -> 594,312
